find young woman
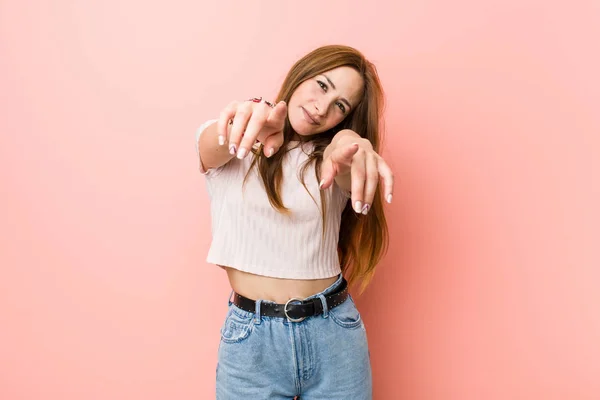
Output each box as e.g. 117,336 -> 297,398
195,44 -> 394,399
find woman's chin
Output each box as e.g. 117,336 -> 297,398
288,118 -> 314,136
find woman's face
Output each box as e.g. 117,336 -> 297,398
288,66 -> 364,137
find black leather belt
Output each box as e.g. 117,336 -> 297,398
231,277 -> 349,322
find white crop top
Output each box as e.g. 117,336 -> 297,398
195,119 -> 351,279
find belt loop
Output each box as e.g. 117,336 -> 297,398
227,289 -> 234,306
254,299 -> 262,325
318,294 -> 329,318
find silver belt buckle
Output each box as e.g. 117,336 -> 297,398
284,298 -> 306,323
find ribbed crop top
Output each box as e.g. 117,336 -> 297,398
195,119 -> 351,279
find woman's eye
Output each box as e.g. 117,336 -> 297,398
337,102 -> 346,113
317,80 -> 327,91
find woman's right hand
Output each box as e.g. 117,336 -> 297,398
217,99 -> 288,159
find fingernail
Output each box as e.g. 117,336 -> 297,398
218,135 -> 225,146
319,179 -> 325,189
387,194 -> 393,204
361,204 -> 370,215
354,201 -> 362,213
267,148 -> 274,158
229,144 -> 237,155
236,147 -> 247,159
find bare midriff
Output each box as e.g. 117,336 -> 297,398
219,265 -> 339,304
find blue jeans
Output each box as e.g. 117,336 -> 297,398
216,273 -> 372,399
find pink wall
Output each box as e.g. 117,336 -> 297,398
1,1 -> 598,399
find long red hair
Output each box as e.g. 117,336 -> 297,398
246,45 -> 389,295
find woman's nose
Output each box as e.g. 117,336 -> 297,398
314,102 -> 327,116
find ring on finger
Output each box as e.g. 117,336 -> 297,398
247,96 -> 275,108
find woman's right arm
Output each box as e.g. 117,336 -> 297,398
196,120 -> 235,173
196,99 -> 287,174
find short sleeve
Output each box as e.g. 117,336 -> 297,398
195,119 -> 219,176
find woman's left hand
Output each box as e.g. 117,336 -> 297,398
320,132 -> 394,215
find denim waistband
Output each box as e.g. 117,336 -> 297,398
303,273 -> 344,301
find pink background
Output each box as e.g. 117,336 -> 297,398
1,1 -> 599,399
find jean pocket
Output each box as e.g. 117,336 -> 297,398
328,294 -> 363,329
220,306 -> 254,344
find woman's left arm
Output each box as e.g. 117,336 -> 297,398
321,129 -> 394,215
